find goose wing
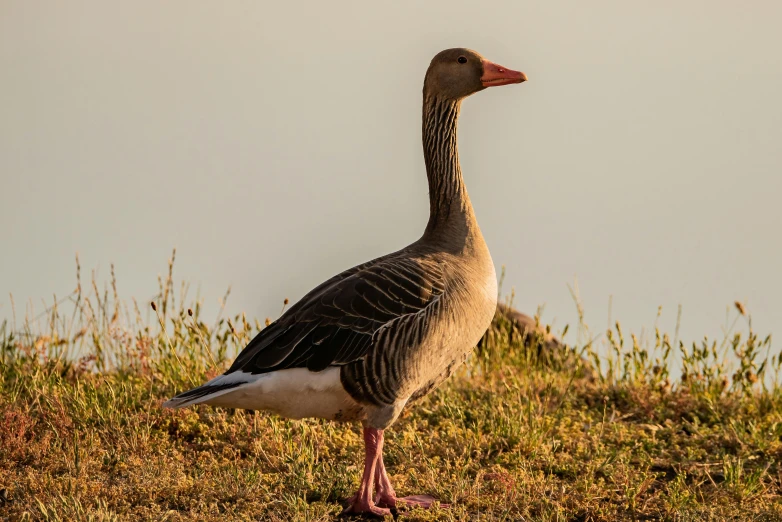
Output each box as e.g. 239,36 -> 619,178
225,254 -> 445,376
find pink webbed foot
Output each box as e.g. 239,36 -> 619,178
342,492 -> 391,517
341,498 -> 391,517
378,494 -> 448,510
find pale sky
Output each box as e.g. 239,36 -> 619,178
1,1 -> 780,347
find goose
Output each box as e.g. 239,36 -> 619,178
164,48 -> 527,516
488,303 -> 562,353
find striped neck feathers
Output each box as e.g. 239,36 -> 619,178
421,96 -> 478,242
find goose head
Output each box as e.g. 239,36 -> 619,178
424,48 -> 527,100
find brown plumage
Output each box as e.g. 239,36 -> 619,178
164,48 -> 527,515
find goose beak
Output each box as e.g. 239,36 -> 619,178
480,60 -> 528,87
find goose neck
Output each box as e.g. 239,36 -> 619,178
421,96 -> 478,244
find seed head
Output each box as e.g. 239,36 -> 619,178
150,301 -> 157,312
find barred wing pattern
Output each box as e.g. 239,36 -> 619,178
226,255 -> 445,405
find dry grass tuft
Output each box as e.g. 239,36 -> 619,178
1,256 -> 780,521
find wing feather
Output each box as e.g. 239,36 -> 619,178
225,254 -> 445,378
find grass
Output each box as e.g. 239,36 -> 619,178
1,252 -> 781,521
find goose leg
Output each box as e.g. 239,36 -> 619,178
342,427 -> 391,517
373,451 -> 397,506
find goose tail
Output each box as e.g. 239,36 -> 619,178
162,372 -> 255,409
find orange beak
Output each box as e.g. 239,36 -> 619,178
480,59 -> 528,87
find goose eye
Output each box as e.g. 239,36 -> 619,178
457,56 -> 467,64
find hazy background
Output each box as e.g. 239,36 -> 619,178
1,1 -> 780,346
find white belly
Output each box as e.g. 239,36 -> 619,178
205,367 -> 366,422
